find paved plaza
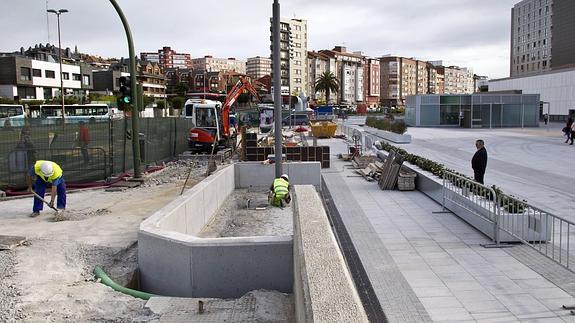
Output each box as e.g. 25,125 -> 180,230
323,138 -> 575,322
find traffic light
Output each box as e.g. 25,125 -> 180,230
117,76 -> 132,110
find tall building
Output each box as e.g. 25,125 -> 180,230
270,18 -> 308,96
191,56 -> 246,74
246,56 -> 272,80
510,0 -> 553,76
318,46 -> 364,105
140,46 -> 192,70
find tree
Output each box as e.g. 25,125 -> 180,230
314,71 -> 339,104
169,96 -> 185,111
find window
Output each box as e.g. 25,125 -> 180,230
72,73 -> 81,81
62,72 -> 69,80
45,70 -> 56,78
20,67 -> 31,81
32,69 -> 42,77
83,75 -> 91,86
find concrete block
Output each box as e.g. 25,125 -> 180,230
185,191 -> 205,236
190,242 -> 293,298
138,232 -> 192,297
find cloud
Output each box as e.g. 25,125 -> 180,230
0,0 -> 518,78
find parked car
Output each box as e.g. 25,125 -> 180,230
282,114 -> 309,126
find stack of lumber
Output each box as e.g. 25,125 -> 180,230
351,155 -> 376,169
378,150 -> 405,190
355,160 -> 385,181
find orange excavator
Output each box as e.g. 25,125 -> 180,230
185,76 -> 260,152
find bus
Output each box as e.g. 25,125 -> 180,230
0,104 -> 26,127
28,104 -> 115,124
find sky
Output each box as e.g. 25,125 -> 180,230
0,0 -> 519,79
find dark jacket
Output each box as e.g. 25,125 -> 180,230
472,147 -> 488,173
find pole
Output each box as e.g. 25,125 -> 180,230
272,0 -> 283,178
56,13 -> 65,120
109,0 -> 141,178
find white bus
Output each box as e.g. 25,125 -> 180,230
0,104 -> 26,127
29,104 -> 114,124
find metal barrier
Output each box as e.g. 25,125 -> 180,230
497,192 -> 573,270
441,171 -> 500,244
442,170 -> 575,272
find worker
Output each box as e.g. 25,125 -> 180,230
268,174 -> 291,207
26,160 -> 66,217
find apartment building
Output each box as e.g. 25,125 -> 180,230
436,65 -> 474,94
364,58 -> 380,107
380,56 -> 435,107
246,56 -> 272,80
93,59 -> 166,99
140,46 -> 192,70
318,46 -> 364,105
0,45 -> 92,100
191,56 -> 246,74
270,18 -> 308,96
307,51 -> 331,102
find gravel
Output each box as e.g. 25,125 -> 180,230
0,250 -> 26,321
142,159 -> 208,187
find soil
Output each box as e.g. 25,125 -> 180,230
0,161 -> 206,322
198,188 -> 293,238
0,161 -> 295,322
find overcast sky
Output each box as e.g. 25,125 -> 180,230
0,0 -> 518,79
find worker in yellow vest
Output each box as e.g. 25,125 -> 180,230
268,174 -> 291,207
26,160 -> 66,217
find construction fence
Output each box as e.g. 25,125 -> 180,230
0,118 -> 194,190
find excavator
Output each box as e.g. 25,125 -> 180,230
184,76 -> 260,152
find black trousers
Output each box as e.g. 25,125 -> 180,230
474,170 -> 485,184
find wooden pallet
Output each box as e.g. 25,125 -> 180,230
378,150 -> 404,190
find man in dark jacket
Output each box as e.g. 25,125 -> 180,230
472,139 -> 488,184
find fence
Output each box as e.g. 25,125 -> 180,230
0,117 -> 194,189
442,170 -> 575,272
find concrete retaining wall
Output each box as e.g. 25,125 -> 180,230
138,162 -> 322,298
293,185 -> 368,323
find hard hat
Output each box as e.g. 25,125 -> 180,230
281,174 -> 289,181
40,162 -> 54,177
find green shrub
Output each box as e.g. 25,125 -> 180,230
365,116 -> 407,134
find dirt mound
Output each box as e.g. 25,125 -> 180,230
52,208 -> 111,222
142,160 -> 207,187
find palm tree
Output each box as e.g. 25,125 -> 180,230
314,71 -> 339,104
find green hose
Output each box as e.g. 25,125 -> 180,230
93,266 -> 156,300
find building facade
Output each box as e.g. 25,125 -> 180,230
270,18 -> 308,96
246,56 -> 272,80
307,51 -> 331,103
510,0 -> 554,76
406,93 -> 540,128
0,50 -> 92,101
318,46 -> 364,105
364,58 -> 380,107
490,67 -> 575,120
191,56 -> 246,74
140,46 -> 192,70
92,59 -> 166,99
436,66 -> 474,94
380,56 -> 436,107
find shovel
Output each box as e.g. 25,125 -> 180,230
30,189 -> 59,214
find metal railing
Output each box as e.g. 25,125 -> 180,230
442,170 -> 575,272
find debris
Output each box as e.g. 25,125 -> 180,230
0,236 -> 26,251
51,208 -> 111,222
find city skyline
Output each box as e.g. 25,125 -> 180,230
1,0 -> 519,79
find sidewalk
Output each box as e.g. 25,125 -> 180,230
322,138 -> 575,322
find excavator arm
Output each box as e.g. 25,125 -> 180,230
222,76 -> 261,137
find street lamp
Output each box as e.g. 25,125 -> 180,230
47,8 -> 68,120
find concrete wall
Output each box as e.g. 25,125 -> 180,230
292,185 -> 368,323
235,162 -> 321,190
138,162 -> 322,298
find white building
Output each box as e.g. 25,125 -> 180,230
489,67 -> 575,120
246,56 -> 272,80
191,56 -> 246,74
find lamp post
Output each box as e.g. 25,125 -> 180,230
47,8 -> 68,121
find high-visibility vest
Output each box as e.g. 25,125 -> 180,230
34,160 -> 63,183
273,178 -> 289,199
